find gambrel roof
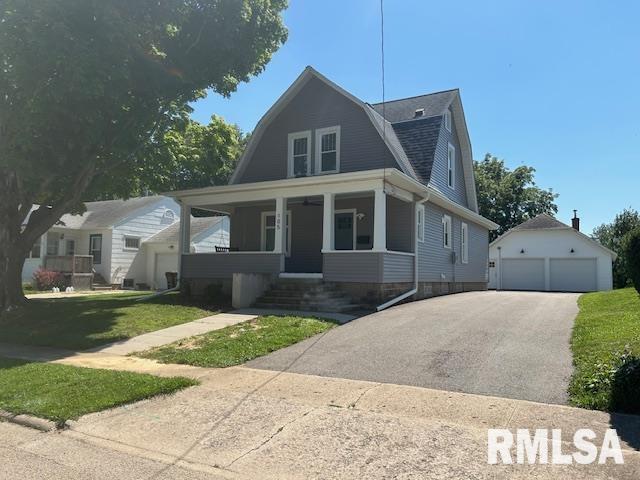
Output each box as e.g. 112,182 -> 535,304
230,67 -> 479,212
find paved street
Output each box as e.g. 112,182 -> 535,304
249,291 -> 580,404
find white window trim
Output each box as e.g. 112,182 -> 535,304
315,125 -> 341,174
334,208 -> 357,250
442,214 -> 452,249
416,204 -> 425,243
123,235 -> 141,251
261,210 -> 292,257
444,109 -> 452,132
447,143 -> 456,189
461,222 -> 468,264
287,130 -> 312,178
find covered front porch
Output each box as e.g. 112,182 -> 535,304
175,169 -> 425,290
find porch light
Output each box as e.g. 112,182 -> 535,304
570,248 -> 575,253
520,248 -> 525,254
356,212 -> 365,221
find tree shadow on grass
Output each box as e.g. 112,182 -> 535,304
608,354 -> 640,451
0,292 -> 220,351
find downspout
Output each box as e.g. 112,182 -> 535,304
376,192 -> 430,311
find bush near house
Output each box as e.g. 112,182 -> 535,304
32,268 -> 65,291
622,228 -> 640,294
569,288 -> 640,413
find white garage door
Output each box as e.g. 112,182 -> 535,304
550,258 -> 597,292
502,258 -> 545,291
155,253 -> 179,290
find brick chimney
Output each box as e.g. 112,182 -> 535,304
571,210 -> 580,231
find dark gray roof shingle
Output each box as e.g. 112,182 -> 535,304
512,214 -> 570,231
371,89 -> 457,123
391,116 -> 442,184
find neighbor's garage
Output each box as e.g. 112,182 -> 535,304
488,214 -> 616,292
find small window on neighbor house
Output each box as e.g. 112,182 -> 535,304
461,222 -> 469,264
124,236 -> 140,250
444,109 -> 452,131
447,143 -> 455,189
416,204 -> 425,243
316,126 -> 340,174
442,215 -> 452,249
30,236 -> 42,259
288,131 -> 311,177
162,209 -> 175,222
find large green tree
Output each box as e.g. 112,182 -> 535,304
474,154 -> 559,239
592,208 -> 640,288
0,0 -> 287,311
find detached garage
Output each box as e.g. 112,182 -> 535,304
488,213 -> 616,292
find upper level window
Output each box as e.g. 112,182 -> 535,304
442,215 -> 452,249
124,236 -> 140,250
288,131 -> 311,177
447,143 -> 456,189
316,126 -> 340,174
461,222 -> 468,263
416,204 -> 425,243
444,109 -> 452,131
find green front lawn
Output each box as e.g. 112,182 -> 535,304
569,288 -> 640,411
0,292 -> 218,350
0,356 -> 197,423
137,315 -> 336,367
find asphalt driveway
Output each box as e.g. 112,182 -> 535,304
248,291 -> 580,405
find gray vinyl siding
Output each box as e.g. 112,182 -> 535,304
234,76 -> 401,184
324,251 -> 414,283
181,253 -> 282,279
386,196 -> 413,253
418,203 -> 488,283
430,115 -> 468,207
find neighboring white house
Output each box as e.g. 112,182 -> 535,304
488,213 -> 616,292
143,216 -> 230,289
23,196 -> 229,289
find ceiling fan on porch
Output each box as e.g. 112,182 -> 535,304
301,197 -> 322,207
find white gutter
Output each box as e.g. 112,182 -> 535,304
376,193 -> 431,312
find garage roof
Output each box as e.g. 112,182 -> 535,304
491,213 -> 617,259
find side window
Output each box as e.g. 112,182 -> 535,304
442,215 -> 452,249
461,222 -> 468,263
315,126 -> 340,174
416,204 -> 425,243
261,211 -> 291,256
447,143 -> 455,189
288,131 -> 311,177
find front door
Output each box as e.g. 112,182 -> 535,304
334,211 -> 355,250
89,234 -> 102,265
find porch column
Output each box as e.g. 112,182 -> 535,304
179,202 -> 191,254
273,197 -> 286,254
322,192 -> 334,251
373,188 -> 386,251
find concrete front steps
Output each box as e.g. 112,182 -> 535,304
254,279 -> 361,313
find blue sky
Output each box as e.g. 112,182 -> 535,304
191,0 -> 640,234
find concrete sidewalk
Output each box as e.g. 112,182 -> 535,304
89,313 -> 259,355
3,366 -> 639,479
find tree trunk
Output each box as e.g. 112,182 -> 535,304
0,242 -> 27,314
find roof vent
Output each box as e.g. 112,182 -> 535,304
414,108 -> 424,118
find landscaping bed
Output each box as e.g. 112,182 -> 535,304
0,292 -> 219,350
136,315 -> 336,367
0,356 -> 197,424
569,288 -> 640,413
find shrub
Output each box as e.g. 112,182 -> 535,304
33,269 -> 66,291
610,350 -> 640,414
622,228 -> 640,294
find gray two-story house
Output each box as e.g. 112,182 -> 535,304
169,67 -> 497,311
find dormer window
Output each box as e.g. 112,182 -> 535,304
444,108 -> 452,131
315,126 -> 340,174
288,130 -> 311,177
